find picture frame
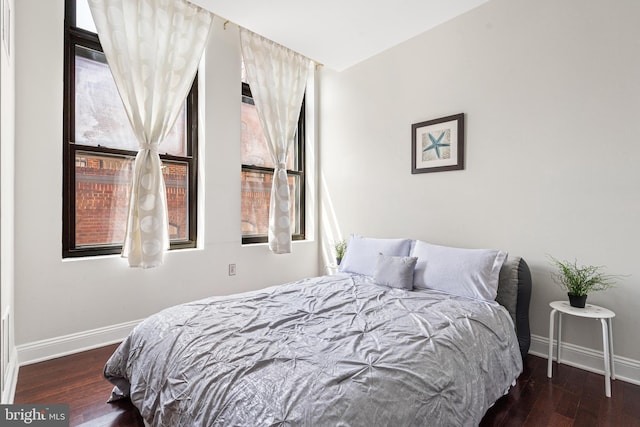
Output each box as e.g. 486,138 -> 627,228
411,113 -> 464,174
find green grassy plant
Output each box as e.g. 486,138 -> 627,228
334,240 -> 347,261
549,256 -> 617,296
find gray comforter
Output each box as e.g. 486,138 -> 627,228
105,274 -> 522,426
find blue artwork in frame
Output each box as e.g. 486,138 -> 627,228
411,113 -> 464,174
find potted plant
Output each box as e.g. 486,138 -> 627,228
549,256 -> 617,308
334,239 -> 347,266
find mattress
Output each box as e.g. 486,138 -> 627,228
105,273 -> 522,426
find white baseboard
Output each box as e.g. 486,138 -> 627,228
1,348 -> 18,404
13,327 -> 640,391
17,319 -> 142,367
530,334 -> 640,386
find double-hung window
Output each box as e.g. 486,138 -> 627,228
63,0 -> 198,257
240,70 -> 305,244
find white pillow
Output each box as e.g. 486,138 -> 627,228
374,254 -> 418,290
339,235 -> 412,277
411,241 -> 508,301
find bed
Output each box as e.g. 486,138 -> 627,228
104,237 -> 532,426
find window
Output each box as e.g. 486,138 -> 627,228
63,0 -> 198,257
241,69 -> 305,244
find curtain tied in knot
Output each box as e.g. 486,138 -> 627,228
240,28 -> 310,254
88,0 -> 213,268
140,143 -> 159,153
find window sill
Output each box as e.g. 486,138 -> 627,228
61,246 -> 203,263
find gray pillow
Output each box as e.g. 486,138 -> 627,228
374,254 -> 418,290
339,235 -> 413,276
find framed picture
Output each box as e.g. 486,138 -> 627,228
411,113 -> 464,174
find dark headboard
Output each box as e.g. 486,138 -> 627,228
496,256 -> 532,361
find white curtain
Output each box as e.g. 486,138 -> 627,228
88,0 -> 213,268
239,29 -> 310,254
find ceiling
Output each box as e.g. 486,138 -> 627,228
189,0 -> 489,71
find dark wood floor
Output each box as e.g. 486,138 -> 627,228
14,344 -> 143,427
13,344 -> 640,426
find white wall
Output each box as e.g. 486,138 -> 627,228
0,0 -> 16,402
13,1 -> 319,355
319,0 -> 640,367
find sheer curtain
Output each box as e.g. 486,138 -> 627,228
88,0 -> 213,267
239,29 -> 310,254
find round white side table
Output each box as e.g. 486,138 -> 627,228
547,300 -> 615,397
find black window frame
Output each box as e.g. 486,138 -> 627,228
241,82 -> 305,245
63,0 -> 198,258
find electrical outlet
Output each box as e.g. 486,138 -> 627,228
228,263 -> 236,276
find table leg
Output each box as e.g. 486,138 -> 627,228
600,318 -> 611,397
608,318 -> 615,380
557,312 -> 562,364
548,309 -> 557,378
